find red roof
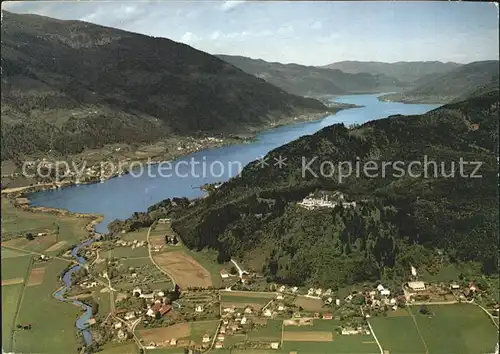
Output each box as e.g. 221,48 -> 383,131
151,303 -> 162,312
159,305 -> 172,315
220,269 -> 229,275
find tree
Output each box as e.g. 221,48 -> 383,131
230,266 -> 238,275
25,232 -> 34,241
91,300 -> 99,316
155,311 -> 161,320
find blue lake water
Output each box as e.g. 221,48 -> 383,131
30,94 -> 440,233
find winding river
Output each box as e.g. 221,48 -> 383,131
33,93 -> 439,346
53,239 -> 94,347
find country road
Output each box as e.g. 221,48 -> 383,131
146,226 -> 176,290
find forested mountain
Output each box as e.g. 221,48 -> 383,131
131,90 -> 498,289
217,55 -> 404,97
323,60 -> 462,84
0,11 -> 326,160
380,61 -> 499,103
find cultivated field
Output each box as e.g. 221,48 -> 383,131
282,319 -> 379,354
370,304 -> 498,354
13,259 -> 81,353
369,312 -> 426,353
247,319 -> 283,342
293,295 -> 326,312
137,320 -> 219,347
26,266 -> 46,286
152,251 -> 212,288
283,331 -> 332,341
282,336 -> 379,354
138,322 -> 191,343
1,283 -> 25,351
1,255 -> 32,284
1,197 -> 91,247
411,304 -> 498,354
220,291 -> 276,311
99,341 -> 139,354
151,222 -> 232,288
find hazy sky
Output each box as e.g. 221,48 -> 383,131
2,1 -> 499,65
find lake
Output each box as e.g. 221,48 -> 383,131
29,94 -> 440,233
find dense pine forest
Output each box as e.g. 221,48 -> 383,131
110,90 -> 499,289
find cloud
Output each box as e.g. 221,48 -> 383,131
210,30 -> 221,40
317,33 -> 341,42
218,1 -> 246,12
181,31 -> 202,42
311,20 -> 322,30
277,25 -> 293,34
207,29 -> 273,42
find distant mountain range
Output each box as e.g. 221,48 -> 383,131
1,11 -> 327,160
323,60 -> 463,84
217,55 -> 405,97
379,60 -> 499,103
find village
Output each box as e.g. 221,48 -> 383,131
68,226 -> 499,354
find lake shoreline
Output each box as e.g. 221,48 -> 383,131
1,108 -> 344,231
1,109 -> 339,196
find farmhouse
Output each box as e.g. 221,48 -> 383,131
408,281 -> 426,292
217,333 -> 225,341
241,317 -> 248,324
278,304 -> 285,311
264,309 -> 272,317
279,285 -> 286,292
195,305 -> 204,313
381,289 -> 391,296
276,294 -> 284,300
291,286 -> 298,293
159,304 -> 172,316
271,342 -> 280,349
450,283 -> 460,290
140,292 -> 155,300
202,334 -> 211,343
342,327 -> 359,335
220,269 -> 229,278
241,273 -> 249,283
244,306 -> 253,314
215,342 -> 223,349
117,329 -> 126,340
322,313 -> 333,320
124,312 -> 136,320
